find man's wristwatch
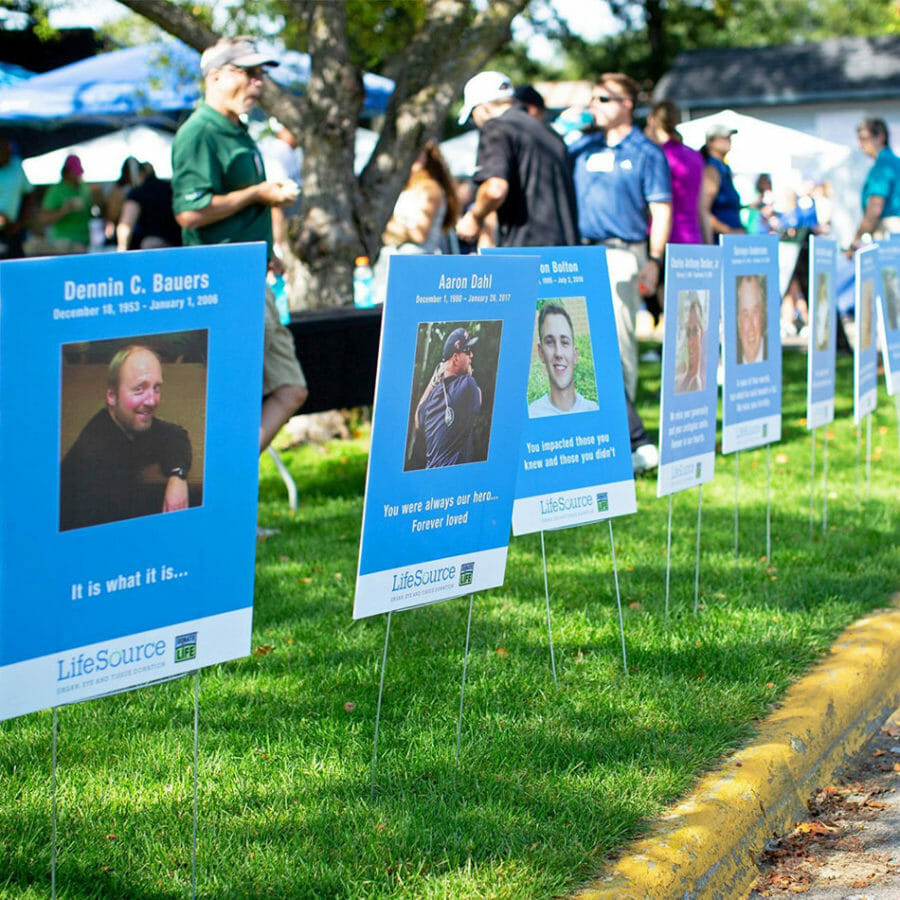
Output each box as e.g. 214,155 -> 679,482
648,255 -> 664,268
169,466 -> 187,480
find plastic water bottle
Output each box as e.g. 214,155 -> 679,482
271,273 -> 291,325
353,255 -> 375,308
88,215 -> 106,251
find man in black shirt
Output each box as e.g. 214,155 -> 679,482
60,346 -> 192,531
456,71 -> 578,248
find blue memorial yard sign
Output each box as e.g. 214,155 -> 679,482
876,241 -> 900,395
854,245 -> 879,422
720,234 -> 783,453
0,244 -> 265,721
657,244 -> 722,497
806,236 -> 838,430
484,246 -> 635,534
353,254 -> 537,619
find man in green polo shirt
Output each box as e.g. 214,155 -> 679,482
172,35 -> 307,454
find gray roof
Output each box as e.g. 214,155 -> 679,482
655,35 -> 900,109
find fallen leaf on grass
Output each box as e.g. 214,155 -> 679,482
343,701 -> 355,712
795,821 -> 834,835
628,601 -> 643,610
299,577 -> 312,584
496,647 -> 509,658
284,637 -> 295,644
375,823 -> 387,832
106,834 -> 117,841
766,682 -> 776,689
254,645 -> 272,656
873,748 -> 886,757
334,572 -> 343,579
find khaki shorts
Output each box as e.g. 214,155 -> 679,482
263,287 -> 306,396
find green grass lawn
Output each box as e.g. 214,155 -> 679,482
2,348 -> 899,899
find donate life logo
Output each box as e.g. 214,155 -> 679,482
459,562 -> 474,586
175,632 -> 198,664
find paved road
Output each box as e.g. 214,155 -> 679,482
750,710 -> 900,899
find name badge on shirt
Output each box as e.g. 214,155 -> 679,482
585,150 -> 615,173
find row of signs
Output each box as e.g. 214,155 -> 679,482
354,234 -> 900,618
1,235 -> 897,720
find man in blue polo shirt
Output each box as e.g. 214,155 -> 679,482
569,73 -> 672,409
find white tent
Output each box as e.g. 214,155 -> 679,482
676,109 -> 851,195
24,124 -> 380,186
23,125 -> 174,185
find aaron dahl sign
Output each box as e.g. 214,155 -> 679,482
354,254 -> 537,619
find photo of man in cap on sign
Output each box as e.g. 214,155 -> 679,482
406,323 -> 501,471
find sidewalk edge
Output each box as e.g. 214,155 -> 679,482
571,600 -> 900,900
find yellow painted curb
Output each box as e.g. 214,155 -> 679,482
571,600 -> 900,900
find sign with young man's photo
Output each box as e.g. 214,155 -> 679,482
657,244 -> 722,496
806,236 -> 838,429
854,245 -> 880,422
484,246 -> 635,534
353,254 -> 537,619
0,244 -> 265,721
720,234 -> 783,453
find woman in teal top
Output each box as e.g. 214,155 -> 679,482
849,117 -> 900,254
41,154 -> 92,248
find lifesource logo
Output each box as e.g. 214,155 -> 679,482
56,639 -> 166,681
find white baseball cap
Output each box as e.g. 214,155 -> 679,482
200,38 -> 279,76
458,71 -> 514,125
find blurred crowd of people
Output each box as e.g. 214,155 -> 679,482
0,140 -> 182,259
3,56 -> 900,472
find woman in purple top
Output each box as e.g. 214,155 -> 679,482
646,101 -> 711,244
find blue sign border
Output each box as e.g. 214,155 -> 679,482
0,245 -> 264,720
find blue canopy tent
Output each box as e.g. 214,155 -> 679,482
0,41 -> 393,155
0,61 -> 34,88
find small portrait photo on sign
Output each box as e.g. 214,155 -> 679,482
736,273 -> 768,364
882,266 -> 900,333
404,320 -> 502,471
674,289 -> 709,394
814,272 -> 831,351
526,297 -> 598,418
59,330 -> 208,531
860,278 -> 875,351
